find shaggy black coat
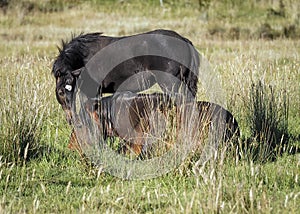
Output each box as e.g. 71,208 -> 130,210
52,29 -> 200,124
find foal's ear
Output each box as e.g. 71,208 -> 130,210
71,68 -> 82,77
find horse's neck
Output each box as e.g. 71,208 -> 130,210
84,36 -> 123,64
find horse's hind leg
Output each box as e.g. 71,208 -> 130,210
153,67 -> 196,100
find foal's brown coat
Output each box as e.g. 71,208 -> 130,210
68,94 -> 240,158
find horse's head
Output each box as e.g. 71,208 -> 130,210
52,33 -> 92,125
53,59 -> 82,124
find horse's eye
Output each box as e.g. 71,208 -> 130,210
57,89 -> 64,97
65,85 -> 72,91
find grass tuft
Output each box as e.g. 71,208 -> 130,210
0,56 -> 52,163
246,80 -> 290,162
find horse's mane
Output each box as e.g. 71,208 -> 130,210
52,32 -> 103,77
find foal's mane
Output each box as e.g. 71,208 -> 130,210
52,32 -> 103,77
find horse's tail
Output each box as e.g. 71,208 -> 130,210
190,43 -> 200,77
185,39 -> 200,98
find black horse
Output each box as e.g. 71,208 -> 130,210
52,29 -> 200,124
69,92 -> 240,159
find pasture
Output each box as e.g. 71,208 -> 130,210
0,0 -> 299,213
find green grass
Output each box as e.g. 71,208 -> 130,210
1,150 -> 299,213
0,0 -> 300,213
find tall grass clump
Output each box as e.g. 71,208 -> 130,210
0,56 -> 51,163
246,80 -> 289,162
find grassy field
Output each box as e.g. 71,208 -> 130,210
0,0 -> 300,213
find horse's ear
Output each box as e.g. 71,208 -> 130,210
71,68 -> 82,77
